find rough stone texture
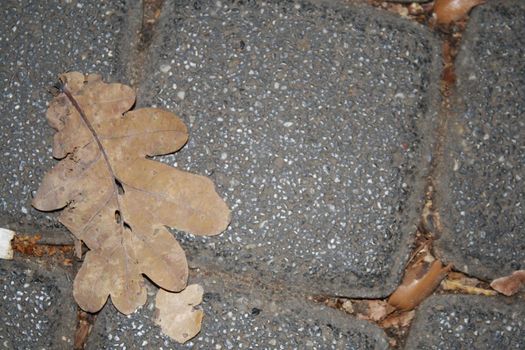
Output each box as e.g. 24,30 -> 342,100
138,0 -> 440,298
0,0 -> 131,237
0,257 -> 77,349
405,294 -> 525,349
86,271 -> 389,350
0,0 -> 443,347
4,0 -> 524,349
435,0 -> 525,279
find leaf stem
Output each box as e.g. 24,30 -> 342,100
61,83 -> 126,231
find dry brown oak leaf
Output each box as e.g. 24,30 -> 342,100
32,72 -> 230,315
155,284 -> 204,343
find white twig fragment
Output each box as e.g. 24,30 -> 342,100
0,228 -> 15,260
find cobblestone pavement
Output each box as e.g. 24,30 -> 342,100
0,0 -> 523,349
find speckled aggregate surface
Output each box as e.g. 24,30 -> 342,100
2,0 -> 524,349
405,294 -> 525,349
0,0 -> 128,235
87,271 -> 389,350
435,0 -> 525,280
0,257 -> 77,349
139,0 -> 440,297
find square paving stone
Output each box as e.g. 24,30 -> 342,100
137,0 -> 441,297
86,270 -> 389,350
405,294 -> 524,349
434,0 -> 525,279
0,257 -> 77,349
0,0 -> 133,236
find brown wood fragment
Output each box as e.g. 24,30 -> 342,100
74,310 -> 96,350
380,310 -> 416,329
433,0 -> 485,25
491,271 -> 525,296
388,259 -> 452,311
441,279 -> 497,296
12,234 -> 73,257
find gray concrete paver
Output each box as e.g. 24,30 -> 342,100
405,294 -> 525,349
434,0 -> 525,279
139,0 -> 441,298
1,0 -> 524,349
87,272 -> 389,350
0,0 -> 130,236
0,257 -> 77,349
